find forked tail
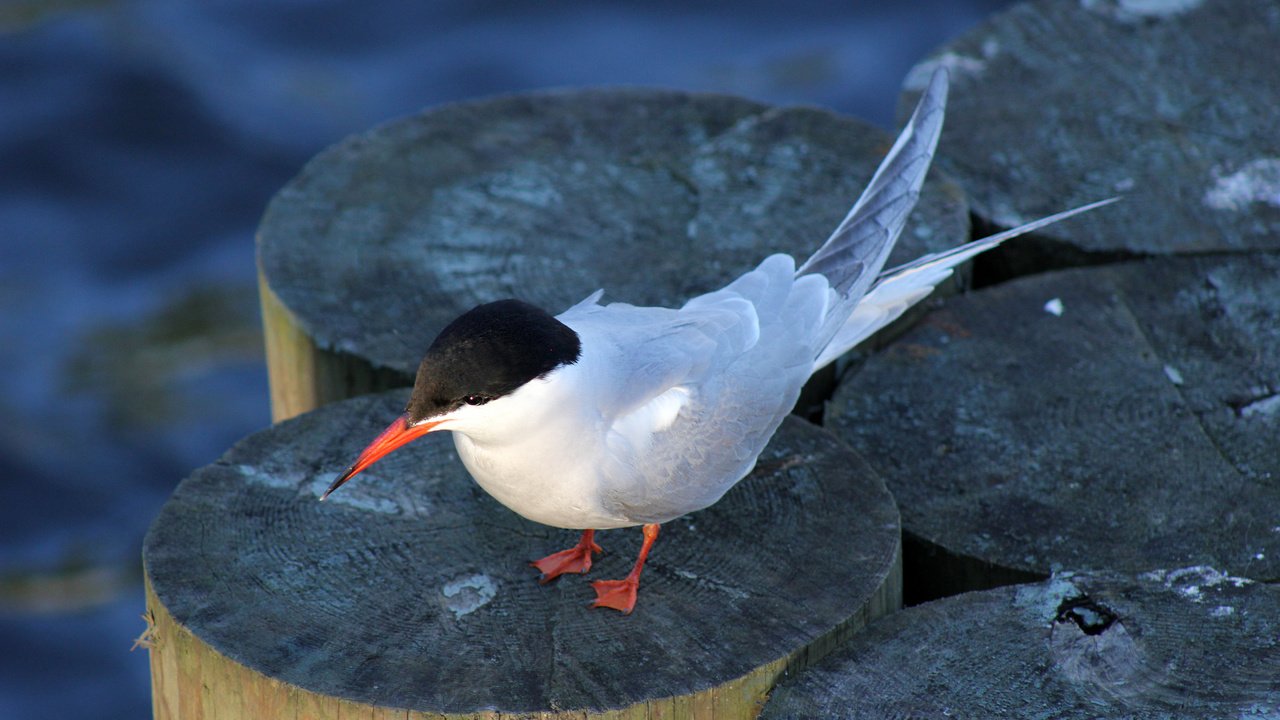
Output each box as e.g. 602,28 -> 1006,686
811,196 -> 1119,371
798,66 -> 1118,371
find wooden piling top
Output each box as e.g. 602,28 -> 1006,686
143,390 -> 901,718
900,0 -> 1280,260
762,569 -> 1280,717
829,253 -> 1280,596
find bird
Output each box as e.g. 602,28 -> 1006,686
321,68 -> 1116,613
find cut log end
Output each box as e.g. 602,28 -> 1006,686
899,0 -> 1280,257
143,392 -> 901,718
762,569 -> 1280,717
830,254 -> 1280,596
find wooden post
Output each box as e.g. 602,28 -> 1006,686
257,268 -> 406,422
763,569 -> 1280,716
142,393 -> 902,718
829,254 -> 1280,600
255,87 -> 969,422
899,0 -> 1280,264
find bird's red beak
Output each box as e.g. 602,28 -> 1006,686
321,413 -> 445,500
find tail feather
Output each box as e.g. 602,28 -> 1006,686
797,67 -> 949,305
791,65 -> 1117,372
811,197 -> 1121,371
878,197 -> 1120,279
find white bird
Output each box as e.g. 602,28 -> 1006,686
322,69 -> 1115,613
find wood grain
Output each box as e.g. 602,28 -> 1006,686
762,569 -> 1280,717
829,254 -> 1280,599
899,0 -> 1280,262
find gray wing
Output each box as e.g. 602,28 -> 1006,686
558,290 -> 763,428
561,256 -> 825,523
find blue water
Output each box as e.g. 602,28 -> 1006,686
0,1 -> 1012,716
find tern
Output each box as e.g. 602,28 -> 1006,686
322,69 -> 1114,613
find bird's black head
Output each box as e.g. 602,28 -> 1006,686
406,299 -> 581,422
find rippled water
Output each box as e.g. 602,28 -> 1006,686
0,1 -> 1011,716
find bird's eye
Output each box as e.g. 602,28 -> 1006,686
463,394 -> 490,406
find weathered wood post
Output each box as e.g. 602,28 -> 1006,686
143,394 -> 902,718
762,569 -> 1280,717
828,255 -> 1280,603
898,0 -> 1280,265
825,0 -> 1280,604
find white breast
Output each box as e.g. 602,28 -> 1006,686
447,355 -> 639,530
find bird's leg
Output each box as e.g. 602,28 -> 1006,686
531,529 -> 602,584
591,523 -> 660,614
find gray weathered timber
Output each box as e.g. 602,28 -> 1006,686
258,87 -> 968,378
144,390 -> 901,715
762,569 -> 1280,718
829,254 -> 1280,591
900,0 -> 1280,259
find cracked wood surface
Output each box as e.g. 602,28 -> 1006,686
829,254 -> 1280,595
762,569 -> 1280,717
256,87 -> 968,421
143,390 -> 901,718
898,0 -> 1280,261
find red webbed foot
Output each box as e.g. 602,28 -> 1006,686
590,577 -> 640,613
588,523 -> 660,614
531,529 -> 601,583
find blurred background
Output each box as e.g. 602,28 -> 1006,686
0,1 -> 1014,716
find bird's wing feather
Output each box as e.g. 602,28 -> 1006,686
559,256 -> 828,523
557,289 -> 762,430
